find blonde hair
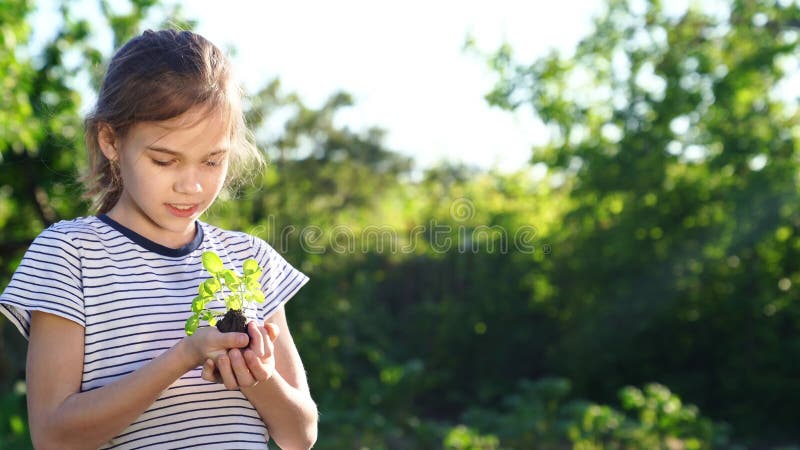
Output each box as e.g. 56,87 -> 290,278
82,29 -> 263,213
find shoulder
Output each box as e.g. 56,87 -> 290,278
199,221 -> 276,256
36,216 -> 110,248
26,216 -> 108,257
199,221 -> 254,249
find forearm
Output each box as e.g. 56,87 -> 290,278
37,340 -> 197,450
241,371 -> 318,450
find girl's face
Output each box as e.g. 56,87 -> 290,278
99,107 -> 231,248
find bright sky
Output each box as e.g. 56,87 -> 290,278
35,0 -> 605,172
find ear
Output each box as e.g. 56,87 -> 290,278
97,123 -> 119,161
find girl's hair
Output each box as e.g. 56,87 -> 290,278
83,29 -> 263,213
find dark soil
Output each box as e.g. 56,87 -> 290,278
216,309 -> 249,344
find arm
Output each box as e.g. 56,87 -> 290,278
26,311 -> 248,450
205,306 -> 318,450
242,307 -> 318,450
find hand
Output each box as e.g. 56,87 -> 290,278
201,320 -> 280,390
182,326 -> 250,367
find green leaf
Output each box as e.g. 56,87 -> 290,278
198,281 -> 210,296
249,290 -> 265,304
244,271 -> 262,284
220,269 -> 238,286
185,314 -> 199,336
201,251 -> 224,274
225,294 -> 242,311
191,295 -> 206,313
243,259 -> 260,275
200,278 -> 222,296
247,279 -> 261,292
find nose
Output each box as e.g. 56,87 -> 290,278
173,167 -> 203,194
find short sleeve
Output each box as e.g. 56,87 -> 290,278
0,227 -> 85,339
250,236 -> 309,320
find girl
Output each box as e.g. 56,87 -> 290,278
0,30 -> 317,449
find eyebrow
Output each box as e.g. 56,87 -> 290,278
146,146 -> 228,156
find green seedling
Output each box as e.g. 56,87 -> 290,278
184,251 -> 266,336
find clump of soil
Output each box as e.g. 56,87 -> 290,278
217,309 -> 249,344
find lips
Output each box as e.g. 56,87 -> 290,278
166,203 -> 199,217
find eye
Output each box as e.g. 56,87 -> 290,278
151,159 -> 174,167
205,157 -> 225,168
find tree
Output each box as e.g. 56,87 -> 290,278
481,0 -> 800,441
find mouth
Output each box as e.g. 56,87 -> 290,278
166,203 -> 200,217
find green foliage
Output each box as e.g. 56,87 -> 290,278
455,378 -> 734,450
0,381 -> 32,450
477,0 -> 800,441
184,251 -> 264,335
444,426 -> 499,450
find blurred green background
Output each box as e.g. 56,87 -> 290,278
2,0 -> 800,448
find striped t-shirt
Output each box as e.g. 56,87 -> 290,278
0,215 -> 309,449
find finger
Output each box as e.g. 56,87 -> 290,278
264,332 -> 274,360
247,321 -> 266,359
215,353 -> 239,390
244,349 -> 270,381
201,358 -> 217,383
229,348 -> 257,387
222,330 -> 250,349
263,322 -> 280,342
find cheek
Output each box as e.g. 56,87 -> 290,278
215,163 -> 231,188
202,168 -> 228,195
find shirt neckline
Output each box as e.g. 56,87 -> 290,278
97,214 -> 204,257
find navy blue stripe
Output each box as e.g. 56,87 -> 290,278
207,231 -> 247,245
86,295 -> 196,311
66,227 -> 118,238
19,253 -> 81,278
86,302 -> 189,318
7,281 -> 83,308
84,275 -> 206,291
79,244 -> 251,265
82,366 -> 138,384
84,320 -> 188,346
78,244 -> 196,259
117,407 -> 259,440
82,356 -> 150,377
88,310 -> 188,329
82,266 -> 206,280
29,241 -> 82,265
263,273 -> 308,319
12,269 -> 81,294
152,387 -> 245,405
84,318 -> 185,339
265,273 -> 302,311
84,346 -> 174,368
85,336 -> 177,358
0,297 -> 83,324
179,439 -> 267,449
83,349 -> 172,376
84,285 -> 199,299
266,264 -> 300,301
33,232 -> 82,254
125,430 -> 266,450
9,270 -> 81,295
